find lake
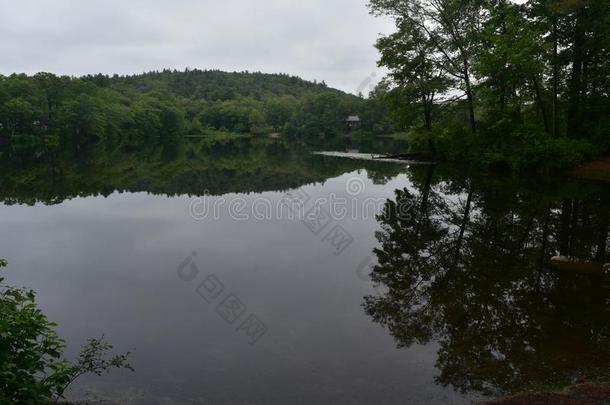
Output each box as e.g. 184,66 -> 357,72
1,140 -> 609,404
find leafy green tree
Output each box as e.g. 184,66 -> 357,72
369,0 -> 484,134
160,105 -> 185,144
265,95 -> 297,132
376,18 -> 452,152
475,1 -> 549,132
2,98 -> 35,137
1,69 -> 372,158
0,259 -> 133,404
527,0 -> 610,138
59,94 -> 106,151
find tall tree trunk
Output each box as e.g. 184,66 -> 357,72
424,99 -> 436,155
552,17 -> 559,138
421,95 -> 435,155
567,9 -> 586,137
464,68 -> 477,134
533,75 -> 551,134
424,108 -> 432,131
422,96 -> 433,131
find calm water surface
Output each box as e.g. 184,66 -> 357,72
1,143 -> 609,404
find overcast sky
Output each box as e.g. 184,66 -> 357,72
0,0 -> 394,94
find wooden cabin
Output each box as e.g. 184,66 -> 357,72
346,115 -> 361,131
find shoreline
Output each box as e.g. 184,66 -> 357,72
484,383 -> 610,405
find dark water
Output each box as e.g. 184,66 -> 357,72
1,141 -> 609,404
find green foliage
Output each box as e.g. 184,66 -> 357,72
104,69 -> 334,101
0,70 -> 392,154
375,17 -> 451,136
369,0 -> 610,171
0,259 -> 133,404
434,126 -> 478,162
514,135 -> 595,171
0,139 -> 410,206
265,95 -> 297,132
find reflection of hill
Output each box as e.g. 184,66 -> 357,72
0,141 -> 406,205
364,166 -> 610,398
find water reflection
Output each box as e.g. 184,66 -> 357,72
2,141 -> 610,403
364,166 -> 610,396
0,139 -> 406,205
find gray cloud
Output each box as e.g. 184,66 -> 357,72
0,0 -> 394,94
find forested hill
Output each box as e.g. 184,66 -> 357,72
91,70 -> 341,101
0,70 -> 392,158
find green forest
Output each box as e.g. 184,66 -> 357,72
370,0 -> 610,169
1,0 -> 609,172
0,70 -> 392,159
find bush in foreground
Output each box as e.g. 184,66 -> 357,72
0,258 -> 133,404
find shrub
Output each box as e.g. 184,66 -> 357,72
513,133 -> 594,171
434,127 -> 478,162
432,123 -> 597,172
0,259 -> 133,404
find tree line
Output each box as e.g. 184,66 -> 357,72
2,0 -> 608,172
0,70 -> 395,160
369,0 -> 610,169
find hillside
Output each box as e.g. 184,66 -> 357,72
0,70 -> 393,159
91,69 -> 342,101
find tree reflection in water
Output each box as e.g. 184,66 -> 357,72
364,167 -> 610,397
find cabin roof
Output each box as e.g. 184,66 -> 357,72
346,115 -> 361,122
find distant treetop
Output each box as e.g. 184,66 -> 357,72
82,69 -> 342,101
